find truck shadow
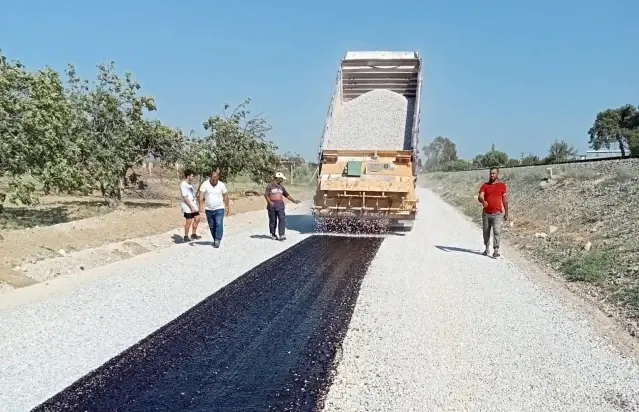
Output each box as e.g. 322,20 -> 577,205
248,213 -> 408,238
285,214 -> 316,234
247,214 -> 316,240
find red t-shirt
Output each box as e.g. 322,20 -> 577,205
480,181 -> 507,214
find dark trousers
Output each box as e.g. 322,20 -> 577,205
268,207 -> 286,237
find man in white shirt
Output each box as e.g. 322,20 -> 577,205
198,170 -> 230,248
180,169 -> 201,243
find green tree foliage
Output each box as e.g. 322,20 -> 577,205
422,136 -> 458,171
1,49 -> 285,210
440,159 -> 472,172
182,99 -> 280,185
588,104 -> 638,157
63,62 -> 185,205
281,152 -> 315,183
629,131 -> 639,156
520,154 -> 540,166
546,139 -> 578,163
474,144 -> 509,168
1,53 -> 186,207
1,53 -> 83,207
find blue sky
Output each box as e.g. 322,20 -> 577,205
2,0 -> 637,161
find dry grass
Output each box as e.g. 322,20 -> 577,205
0,166 -> 316,270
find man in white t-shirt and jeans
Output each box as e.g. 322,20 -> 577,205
198,170 -> 229,248
180,169 -> 201,243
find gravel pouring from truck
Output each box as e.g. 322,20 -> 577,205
312,51 -> 423,231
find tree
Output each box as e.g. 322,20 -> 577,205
546,139 -> 577,163
629,131 -> 639,156
474,144 -> 509,168
588,104 -> 638,157
422,136 -> 458,171
472,154 -> 485,168
627,108 -> 639,156
440,159 -> 472,172
182,99 -> 280,185
520,153 -> 540,166
0,52 -> 83,207
63,62 -> 185,205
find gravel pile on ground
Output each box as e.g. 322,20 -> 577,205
323,188 -> 639,411
323,89 -> 414,151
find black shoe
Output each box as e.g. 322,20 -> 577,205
271,234 -> 278,240
482,248 -> 489,256
183,236 -> 191,243
493,250 -> 500,258
190,234 -> 201,240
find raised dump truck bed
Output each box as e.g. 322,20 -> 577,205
320,51 -> 422,153
312,51 -> 422,232
313,51 -> 422,231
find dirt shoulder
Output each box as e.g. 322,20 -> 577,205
0,179 -> 315,294
420,158 -> 639,339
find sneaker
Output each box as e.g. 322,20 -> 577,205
190,234 -> 202,240
271,234 -> 278,240
482,248 -> 489,256
213,240 -> 220,248
493,250 -> 500,258
279,235 -> 286,241
183,236 -> 191,243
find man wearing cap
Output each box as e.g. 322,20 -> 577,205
264,172 -> 300,240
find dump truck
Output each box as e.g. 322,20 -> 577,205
311,51 -> 423,232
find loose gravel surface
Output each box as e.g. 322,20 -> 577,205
421,159 -> 639,333
31,236 -> 383,412
0,206 -> 315,412
323,89 -> 414,150
1,189 -> 639,412
323,189 -> 639,412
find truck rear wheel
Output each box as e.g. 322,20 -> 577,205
389,220 -> 414,232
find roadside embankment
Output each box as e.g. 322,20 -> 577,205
420,159 -> 639,337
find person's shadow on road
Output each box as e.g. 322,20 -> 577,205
435,245 -> 487,256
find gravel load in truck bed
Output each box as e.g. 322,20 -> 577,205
323,89 -> 415,151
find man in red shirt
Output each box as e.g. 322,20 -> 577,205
477,167 -> 509,257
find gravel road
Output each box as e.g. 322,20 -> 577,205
1,189 -> 638,412
322,189 -> 639,412
30,236 -> 383,412
0,204 -> 315,412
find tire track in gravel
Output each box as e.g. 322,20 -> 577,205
31,235 -> 383,412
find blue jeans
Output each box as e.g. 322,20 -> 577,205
205,209 -> 225,241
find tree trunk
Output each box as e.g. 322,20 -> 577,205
617,136 -> 626,157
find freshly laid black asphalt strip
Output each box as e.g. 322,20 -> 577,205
32,235 -> 383,412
